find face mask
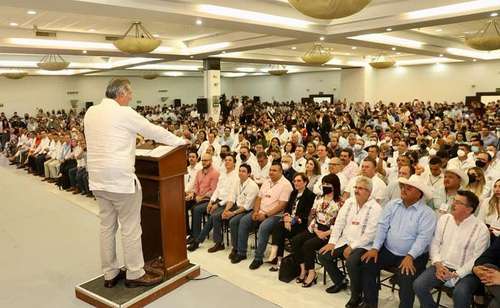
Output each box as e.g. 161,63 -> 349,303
468,174 -> 477,184
281,163 -> 290,171
487,151 -> 496,159
475,160 -> 487,168
313,140 -> 319,145
322,186 -> 333,195
428,148 -> 437,156
457,149 -> 466,157
240,154 -> 247,161
354,144 -> 362,151
471,146 -> 480,153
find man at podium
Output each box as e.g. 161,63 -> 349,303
84,78 -> 188,288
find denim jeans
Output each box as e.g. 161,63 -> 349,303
229,211 -> 250,248
191,201 -> 209,239
413,265 -> 481,308
197,205 -> 225,244
237,212 -> 280,260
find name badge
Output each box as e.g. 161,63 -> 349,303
351,221 -> 360,225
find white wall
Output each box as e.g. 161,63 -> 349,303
229,71 -> 342,102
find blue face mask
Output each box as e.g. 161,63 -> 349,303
471,146 -> 480,153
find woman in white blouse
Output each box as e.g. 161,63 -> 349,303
305,158 -> 321,192
478,178 -> 500,239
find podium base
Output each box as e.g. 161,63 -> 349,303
75,264 -> 200,308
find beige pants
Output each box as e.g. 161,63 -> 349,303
46,159 -> 61,178
93,182 -> 145,280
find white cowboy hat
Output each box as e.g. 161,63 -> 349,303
399,175 -> 433,200
444,168 -> 469,188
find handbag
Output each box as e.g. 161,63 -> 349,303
278,254 -> 299,283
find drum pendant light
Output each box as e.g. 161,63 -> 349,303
302,43 -> 333,65
465,19 -> 500,51
369,54 -> 396,69
114,22 -> 161,54
288,0 -> 371,19
37,54 -> 70,71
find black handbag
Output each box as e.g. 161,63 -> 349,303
278,254 -> 299,283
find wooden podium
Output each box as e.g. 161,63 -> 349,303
75,144 -> 200,308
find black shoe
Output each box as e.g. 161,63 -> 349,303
269,266 -> 279,272
207,243 -> 225,253
228,249 -> 237,260
326,279 -> 348,294
103,269 -> 126,288
265,257 -> 278,265
187,241 -> 199,252
358,302 -> 377,308
186,236 -> 195,245
231,255 -> 247,264
249,259 -> 263,270
345,296 -> 363,308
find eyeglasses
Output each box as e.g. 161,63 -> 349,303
354,186 -> 369,191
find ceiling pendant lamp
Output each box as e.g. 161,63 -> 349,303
302,43 -> 333,65
143,72 -> 160,80
37,54 -> 70,71
465,19 -> 500,51
288,0 -> 371,19
369,54 -> 396,69
2,71 -> 28,79
268,64 -> 288,76
114,22 -> 161,54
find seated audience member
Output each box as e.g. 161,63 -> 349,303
304,158 -> 321,192
382,165 -> 414,206
292,145 -> 307,173
185,151 -> 202,194
359,175 -> 437,308
353,138 -> 368,165
58,137 -> 78,189
473,237 -> 500,308
68,139 -> 86,193
267,173 -> 315,270
476,151 -> 499,198
467,166 -> 487,201
45,134 -> 66,181
340,148 -> 359,179
318,176 -> 382,300
226,164 -> 260,261
316,144 -> 330,175
253,151 -> 271,186
344,157 -> 387,204
188,154 -> 238,252
231,162 -> 293,269
478,178 -> 500,239
426,156 -> 445,191
314,157 -> 348,195
185,153 -> 219,241
432,168 -> 469,214
281,154 -> 296,183
291,174 -> 341,287
447,143 -> 475,170
413,190 -> 490,308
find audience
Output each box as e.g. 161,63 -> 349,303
2,96 -> 500,308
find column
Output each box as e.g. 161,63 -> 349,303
203,58 -> 221,122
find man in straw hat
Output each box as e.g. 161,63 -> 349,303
358,175 -> 437,308
431,168 -> 469,215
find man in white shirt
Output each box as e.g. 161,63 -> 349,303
198,131 -> 221,157
223,163 -> 260,260
414,190 -> 490,308
340,148 -> 360,179
431,168 -> 468,214
344,158 -> 387,204
447,143 -> 475,170
293,145 -> 307,173
426,156 -> 445,191
314,157 -> 348,195
253,151 -> 271,186
84,78 -> 187,288
317,144 -> 330,175
318,176 -> 382,303
185,151 -> 202,194
188,154 -> 239,252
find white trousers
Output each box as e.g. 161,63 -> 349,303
46,159 -> 60,178
93,182 -> 145,280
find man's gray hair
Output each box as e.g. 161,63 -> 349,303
105,78 -> 131,99
356,176 -> 373,192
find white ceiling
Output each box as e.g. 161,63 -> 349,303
0,0 -> 498,77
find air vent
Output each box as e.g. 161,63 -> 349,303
105,36 -> 120,41
35,30 -> 56,37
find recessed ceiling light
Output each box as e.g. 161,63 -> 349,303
291,46 -> 297,50
82,50 -> 87,54
222,51 -> 226,54
392,47 -> 396,51
320,36 -> 325,41
439,54 -> 444,57
491,12 -> 498,17
27,10 -> 37,15
386,28 -> 392,31
473,59 -> 477,62
435,29 -> 443,32
351,46 -> 357,50
9,22 -> 18,27
89,29 -> 96,32
396,52 -> 401,55
189,55 -> 194,58
152,34 -> 159,38
196,19 -> 202,25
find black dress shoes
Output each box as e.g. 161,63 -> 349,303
230,254 -> 247,264
326,279 -> 348,293
187,241 -> 200,252
104,269 -> 126,288
249,259 -> 263,270
345,296 -> 363,308
228,248 -> 237,260
358,302 -> 377,308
